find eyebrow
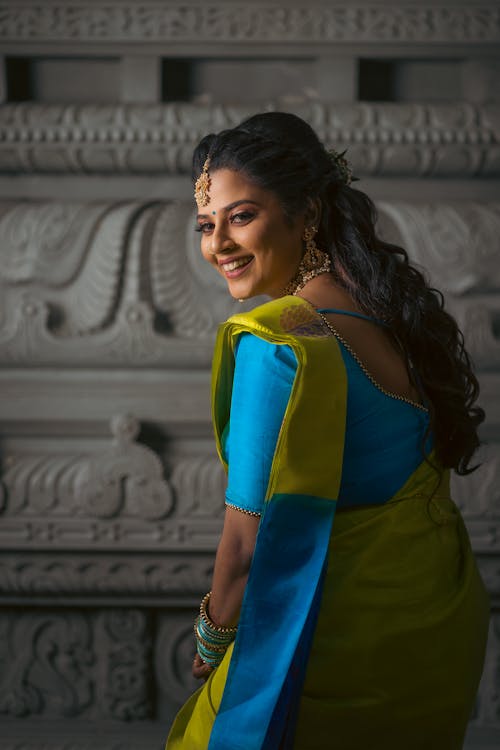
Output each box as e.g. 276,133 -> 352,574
197,199 -> 260,220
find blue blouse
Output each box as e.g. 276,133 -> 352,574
222,311 -> 434,515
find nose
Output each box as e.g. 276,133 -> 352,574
209,227 -> 236,257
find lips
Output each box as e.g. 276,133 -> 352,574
219,255 -> 254,279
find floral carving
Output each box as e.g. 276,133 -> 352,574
0,3 -> 498,43
0,609 -> 151,720
0,613 -> 93,718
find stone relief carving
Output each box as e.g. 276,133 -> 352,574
0,200 -> 148,338
377,202 -> 500,296
74,414 -> 173,521
155,614 -> 199,709
473,613 -> 500,726
0,202 -> 104,286
0,609 -> 151,720
149,200 -> 238,338
0,199 -> 498,365
169,455 -> 226,519
0,612 -> 93,718
0,554 -> 213,596
1,103 -> 498,177
451,444 -> 500,521
450,444 -> 500,557
1,413 -> 173,522
0,199 -> 237,363
96,609 -> 152,720
0,2 -> 499,44
460,303 -> 500,372
0,413 -> 227,550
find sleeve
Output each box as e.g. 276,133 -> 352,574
224,331 -> 298,515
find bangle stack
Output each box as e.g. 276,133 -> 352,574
194,591 -> 237,668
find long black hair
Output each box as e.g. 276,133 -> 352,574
192,111 -> 484,475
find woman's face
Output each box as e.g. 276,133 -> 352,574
196,168 -> 305,300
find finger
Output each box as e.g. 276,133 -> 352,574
193,663 -> 213,679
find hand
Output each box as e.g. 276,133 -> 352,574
192,653 -> 214,681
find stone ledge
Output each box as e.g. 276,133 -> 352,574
0,719 -> 167,749
0,719 -> 498,749
0,2 -> 499,45
0,102 -> 498,177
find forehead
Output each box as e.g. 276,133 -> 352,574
203,168 -> 275,210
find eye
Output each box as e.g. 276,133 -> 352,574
230,211 -> 255,224
194,222 -> 214,233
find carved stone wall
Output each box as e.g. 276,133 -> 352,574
1,1 -> 499,46
0,193 -> 498,746
1,102 -> 498,177
0,2 -> 499,748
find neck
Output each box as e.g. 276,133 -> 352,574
294,274 -> 357,310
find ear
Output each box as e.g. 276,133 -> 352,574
304,197 -> 321,228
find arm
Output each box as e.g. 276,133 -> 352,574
193,333 -> 297,679
210,507 -> 260,627
193,509 -> 260,679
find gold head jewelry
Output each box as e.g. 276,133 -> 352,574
282,225 -> 331,297
195,156 -> 211,207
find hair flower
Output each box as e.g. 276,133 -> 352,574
327,148 -> 357,186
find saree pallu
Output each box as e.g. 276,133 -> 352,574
166,296 -> 489,750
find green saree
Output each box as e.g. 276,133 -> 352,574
167,296 -> 489,750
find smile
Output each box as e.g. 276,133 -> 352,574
220,256 -> 254,278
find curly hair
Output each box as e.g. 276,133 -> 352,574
192,111 -> 485,475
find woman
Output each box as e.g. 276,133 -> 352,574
166,112 -> 489,750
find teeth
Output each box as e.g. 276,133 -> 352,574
222,257 -> 252,272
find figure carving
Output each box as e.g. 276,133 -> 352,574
2,414 -> 173,522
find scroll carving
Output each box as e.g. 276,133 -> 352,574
0,554 -> 213,596
0,199 -> 235,361
169,456 -> 226,519
155,615 -> 199,708
377,202 -> 500,296
0,613 -> 93,718
0,102 -> 498,177
0,609 -> 151,720
0,424 -> 228,551
0,199 -> 498,364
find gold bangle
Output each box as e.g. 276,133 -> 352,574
199,592 -> 238,635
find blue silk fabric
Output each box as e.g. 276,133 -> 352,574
208,298 -> 349,750
223,331 -> 433,514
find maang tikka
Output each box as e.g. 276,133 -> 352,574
195,156 -> 211,207
282,226 -> 331,296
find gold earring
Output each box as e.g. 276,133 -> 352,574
282,226 -> 331,297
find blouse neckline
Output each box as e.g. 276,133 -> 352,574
316,307 -> 388,327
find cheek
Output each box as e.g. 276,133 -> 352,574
200,237 -> 213,263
